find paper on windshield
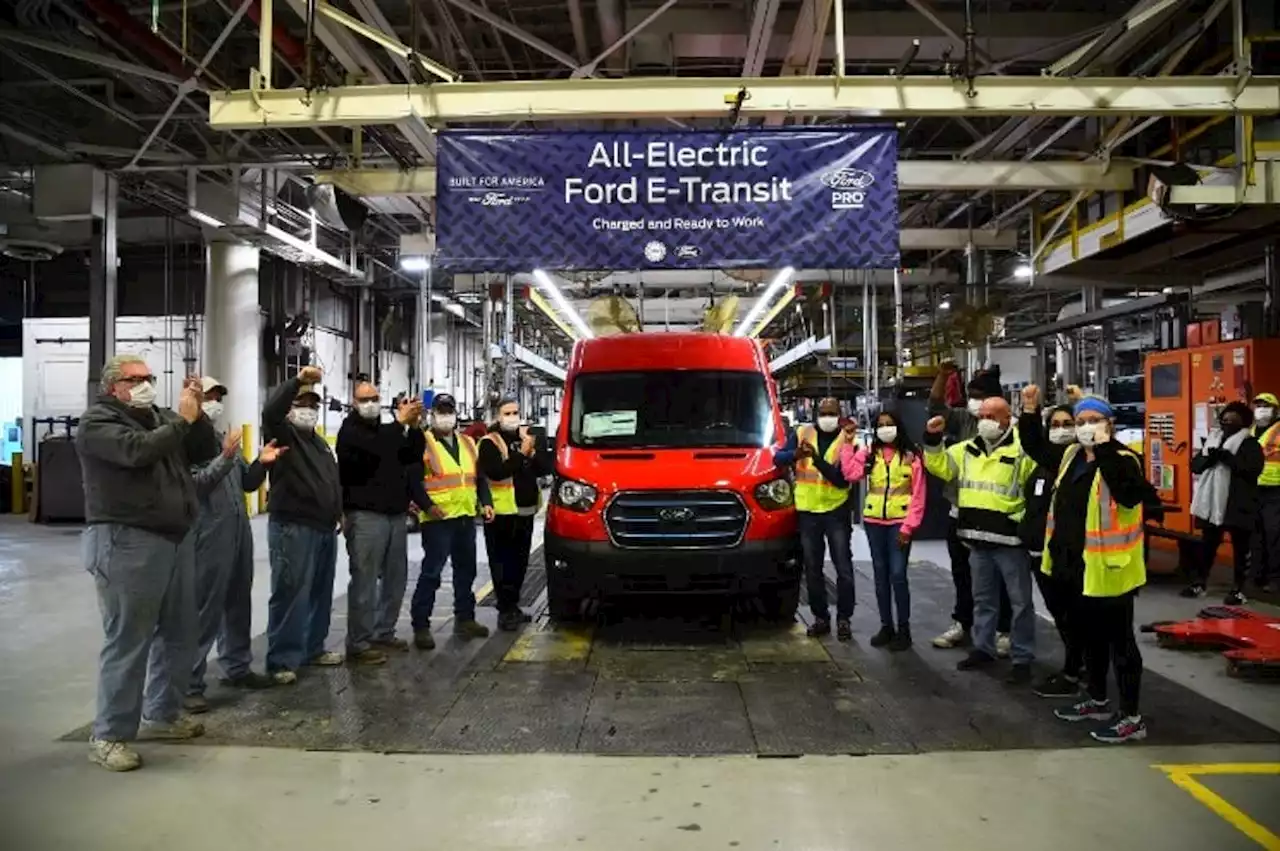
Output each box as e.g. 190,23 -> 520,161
582,410 -> 638,439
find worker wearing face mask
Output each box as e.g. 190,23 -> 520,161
478,397 -> 554,631
927,363 -> 1014,654
774,397 -> 855,640
260,366 -> 343,684
1186,402 -> 1264,604
409,394 -> 495,650
1252,393 -> 1280,592
924,396 -> 1038,684
336,383 -> 426,666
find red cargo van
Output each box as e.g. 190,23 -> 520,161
545,332 -> 802,619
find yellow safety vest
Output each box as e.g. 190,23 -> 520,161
864,449 -> 914,521
923,431 -> 1033,546
1041,444 -> 1146,598
419,431 -> 478,522
793,425 -> 850,513
1258,422 -> 1280,486
482,433 -> 518,516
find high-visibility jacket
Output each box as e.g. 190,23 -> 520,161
419,431 -> 478,522
794,425 -> 850,513
1258,422 -> 1280,486
481,433 -> 518,516
864,449 -> 914,521
923,430 -> 1035,546
1041,444 -> 1146,598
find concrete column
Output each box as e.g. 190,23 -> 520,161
204,240 -> 262,451
86,174 -> 118,400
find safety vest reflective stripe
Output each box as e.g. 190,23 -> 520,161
865,451 -> 914,520
793,425 -> 850,513
1260,423 -> 1280,485
958,528 -> 1022,546
420,432 -> 479,521
424,473 -> 476,490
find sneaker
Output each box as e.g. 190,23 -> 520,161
306,651 -> 344,667
182,694 -> 210,715
347,648 -> 388,666
1005,663 -> 1032,685
888,627 -> 913,652
371,637 -> 411,652
836,619 -> 853,642
454,619 -> 491,639
1224,589 -> 1247,606
1091,715 -> 1148,744
414,629 -> 436,650
806,619 -> 832,638
89,738 -> 142,772
140,715 -> 205,741
1180,584 -> 1207,599
271,670 -> 298,685
1033,673 -> 1082,699
869,626 -> 896,648
957,650 -> 996,671
932,621 -> 971,649
1054,698 -> 1116,723
996,633 -> 1012,659
220,671 -> 275,689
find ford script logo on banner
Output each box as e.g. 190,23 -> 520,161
436,128 -> 899,272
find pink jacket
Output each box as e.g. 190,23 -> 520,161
839,444 -> 927,537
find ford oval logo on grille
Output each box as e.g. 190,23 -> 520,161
658,507 -> 695,523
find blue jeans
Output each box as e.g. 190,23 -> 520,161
798,508 -> 855,621
189,514 -> 255,695
411,517 -> 478,630
970,545 -> 1035,664
344,511 -> 409,652
864,522 -> 911,629
266,519 -> 337,672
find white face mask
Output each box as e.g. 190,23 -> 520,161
1255,406 -> 1274,426
967,398 -> 983,417
977,418 -> 1006,442
1075,423 -> 1099,447
288,407 -> 318,431
356,401 -> 381,421
1048,427 -> 1076,445
875,426 -> 898,444
817,416 -> 839,433
201,400 -> 224,422
433,413 -> 457,432
126,381 -> 156,409
499,414 -> 520,432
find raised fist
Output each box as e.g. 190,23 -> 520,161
1021,384 -> 1040,411
396,397 -> 421,426
926,416 -> 946,435
177,387 -> 201,424
298,366 -> 322,384
938,359 -> 957,374
1065,384 -> 1084,404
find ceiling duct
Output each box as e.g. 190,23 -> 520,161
304,183 -> 369,233
0,238 -> 63,261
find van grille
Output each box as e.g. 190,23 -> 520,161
604,491 -> 748,550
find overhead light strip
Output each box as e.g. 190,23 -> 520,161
748,282 -> 799,338
733,266 -> 795,337
533,269 -> 594,339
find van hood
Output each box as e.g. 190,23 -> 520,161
558,446 -> 782,493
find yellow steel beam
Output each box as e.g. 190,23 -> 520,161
208,75 -> 1280,129
527,286 -> 578,341
749,283 -> 798,338
315,167 -> 437,195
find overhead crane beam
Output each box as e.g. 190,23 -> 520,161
209,76 -> 1280,129
316,160 -> 1134,197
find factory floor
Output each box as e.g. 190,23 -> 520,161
2,514 -> 1279,851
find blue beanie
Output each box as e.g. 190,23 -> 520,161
1073,395 -> 1114,419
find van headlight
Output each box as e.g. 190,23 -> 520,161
755,478 -> 793,510
555,478 -> 599,512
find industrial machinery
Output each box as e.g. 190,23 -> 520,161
1149,607 -> 1280,677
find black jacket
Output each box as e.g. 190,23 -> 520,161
1016,410 -> 1073,556
476,426 -> 553,510
1046,440 -> 1152,582
336,412 -> 426,515
1191,435 -> 1265,529
262,378 -> 342,530
76,396 -> 199,543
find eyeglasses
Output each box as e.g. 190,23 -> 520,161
119,375 -> 156,386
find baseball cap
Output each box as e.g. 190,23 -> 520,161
294,383 -> 321,403
432,393 -> 457,412
201,376 -> 228,395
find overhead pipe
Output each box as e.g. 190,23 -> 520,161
85,0 -> 189,77
595,0 -> 626,75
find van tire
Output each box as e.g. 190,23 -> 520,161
761,578 -> 801,622
547,571 -> 586,621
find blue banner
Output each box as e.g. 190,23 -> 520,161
436,128 -> 898,272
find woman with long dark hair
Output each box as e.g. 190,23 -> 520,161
840,410 -> 926,650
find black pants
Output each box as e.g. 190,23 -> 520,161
1197,522 -> 1251,589
1033,565 -> 1085,676
948,519 -> 1011,632
483,514 -> 536,613
1255,487 -> 1280,585
1082,591 -> 1143,717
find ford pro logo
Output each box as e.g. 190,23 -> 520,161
821,167 -> 876,190
658,507 -> 696,523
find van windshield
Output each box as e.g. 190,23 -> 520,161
570,371 -> 774,448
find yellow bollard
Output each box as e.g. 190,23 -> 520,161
9,451 -> 22,514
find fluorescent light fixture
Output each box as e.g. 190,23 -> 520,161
188,208 -> 224,228
533,269 -> 594,339
938,299 -> 951,311
445,302 -> 465,319
401,255 -> 430,272
733,266 -> 796,337
1013,263 -> 1033,279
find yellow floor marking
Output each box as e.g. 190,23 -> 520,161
739,622 -> 832,663
1154,764 -> 1280,850
503,621 -> 595,663
474,581 -> 494,603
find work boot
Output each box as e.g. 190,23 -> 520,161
348,648 -> 388,666
89,739 -> 142,772
183,694 -> 210,715
414,629 -> 437,650
932,621 -> 971,649
454,619 -> 491,639
996,633 -> 1012,658
1033,673 -> 1081,699
1006,663 -> 1032,685
806,618 -> 831,637
869,625 -> 896,648
220,671 -> 275,689
836,619 -> 853,642
957,650 -> 996,671
306,650 -> 344,667
371,636 -> 411,652
140,715 -> 205,741
497,610 -> 524,632
888,626 -> 913,652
